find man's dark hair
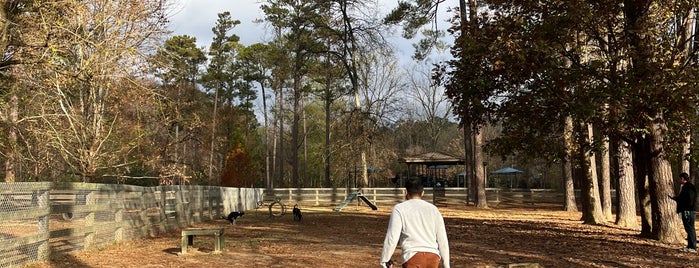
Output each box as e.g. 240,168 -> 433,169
680,172 -> 690,180
405,178 -> 424,196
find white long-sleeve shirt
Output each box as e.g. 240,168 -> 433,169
379,198 -> 450,268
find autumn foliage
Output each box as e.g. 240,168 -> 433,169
220,147 -> 254,187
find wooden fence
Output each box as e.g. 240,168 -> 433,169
0,183 -> 571,268
0,182 -> 263,268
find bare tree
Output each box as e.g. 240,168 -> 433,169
406,61 -> 453,151
357,49 -> 406,167
21,0 -> 170,182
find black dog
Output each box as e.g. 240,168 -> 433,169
293,204 -> 302,222
225,211 -> 244,224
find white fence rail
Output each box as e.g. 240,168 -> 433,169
265,187 -> 569,207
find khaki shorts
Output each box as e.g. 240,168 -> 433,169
402,252 -> 440,268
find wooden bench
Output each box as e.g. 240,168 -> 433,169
181,228 -> 224,254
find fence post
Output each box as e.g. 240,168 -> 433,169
114,188 -> 124,243
315,189 -> 319,206
37,188 -> 50,261
139,188 -> 150,236
158,186 -> 168,231
189,186 -> 202,222
214,187 -> 220,219
174,186 -> 184,227
84,190 -> 96,249
207,187 -> 213,220
183,186 -> 192,225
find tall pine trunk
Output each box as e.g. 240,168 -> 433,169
563,116 -> 577,211
291,76 -> 301,188
578,123 -> 604,224
600,136 -> 612,221
261,82 -> 272,191
615,138 -> 637,228
208,85 -> 219,185
464,125 -> 474,204
277,84 -> 285,187
324,85 -> 332,188
648,115 -> 683,243
302,95 -> 308,187
475,130 -> 487,208
633,136 -> 653,238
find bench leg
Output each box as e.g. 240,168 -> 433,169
214,233 -> 224,252
181,234 -> 195,254
181,235 -> 189,254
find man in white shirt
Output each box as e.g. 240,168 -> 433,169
380,178 -> 450,268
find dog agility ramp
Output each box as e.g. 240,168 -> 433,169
334,192 -> 377,211
357,195 -> 377,210
334,192 -> 359,211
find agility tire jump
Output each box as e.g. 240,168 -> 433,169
268,197 -> 286,218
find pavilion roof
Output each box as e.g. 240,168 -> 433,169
399,151 -> 464,166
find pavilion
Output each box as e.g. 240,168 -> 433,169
399,151 -> 465,187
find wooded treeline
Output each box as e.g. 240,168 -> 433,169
396,0 -> 699,244
0,0 -> 466,189
1,0 -> 698,244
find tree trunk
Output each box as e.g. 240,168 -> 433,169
4,94 -> 17,182
1,3 -> 13,183
208,85 -> 219,185
277,84 -> 285,187
578,123 -> 604,224
563,116 -> 577,211
0,1 -> 8,52
352,88 -> 369,188
681,133 -> 690,175
291,76 -> 301,188
272,127 -> 278,189
648,115 -> 683,243
324,87 -> 332,188
600,136 -> 612,221
260,82 -> 272,191
464,125 -> 473,204
680,8 -> 693,178
360,152 -> 368,188
615,138 -> 638,228
634,136 -> 653,238
302,94 -> 308,187
475,130 -> 487,208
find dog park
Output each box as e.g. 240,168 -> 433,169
2,183 -> 695,268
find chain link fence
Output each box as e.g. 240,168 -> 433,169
0,182 -> 262,268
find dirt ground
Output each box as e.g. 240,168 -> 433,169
25,203 -> 699,268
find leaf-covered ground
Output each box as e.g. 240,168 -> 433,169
27,204 -> 699,267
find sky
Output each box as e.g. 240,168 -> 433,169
165,0 -> 448,61
168,0 -> 268,47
